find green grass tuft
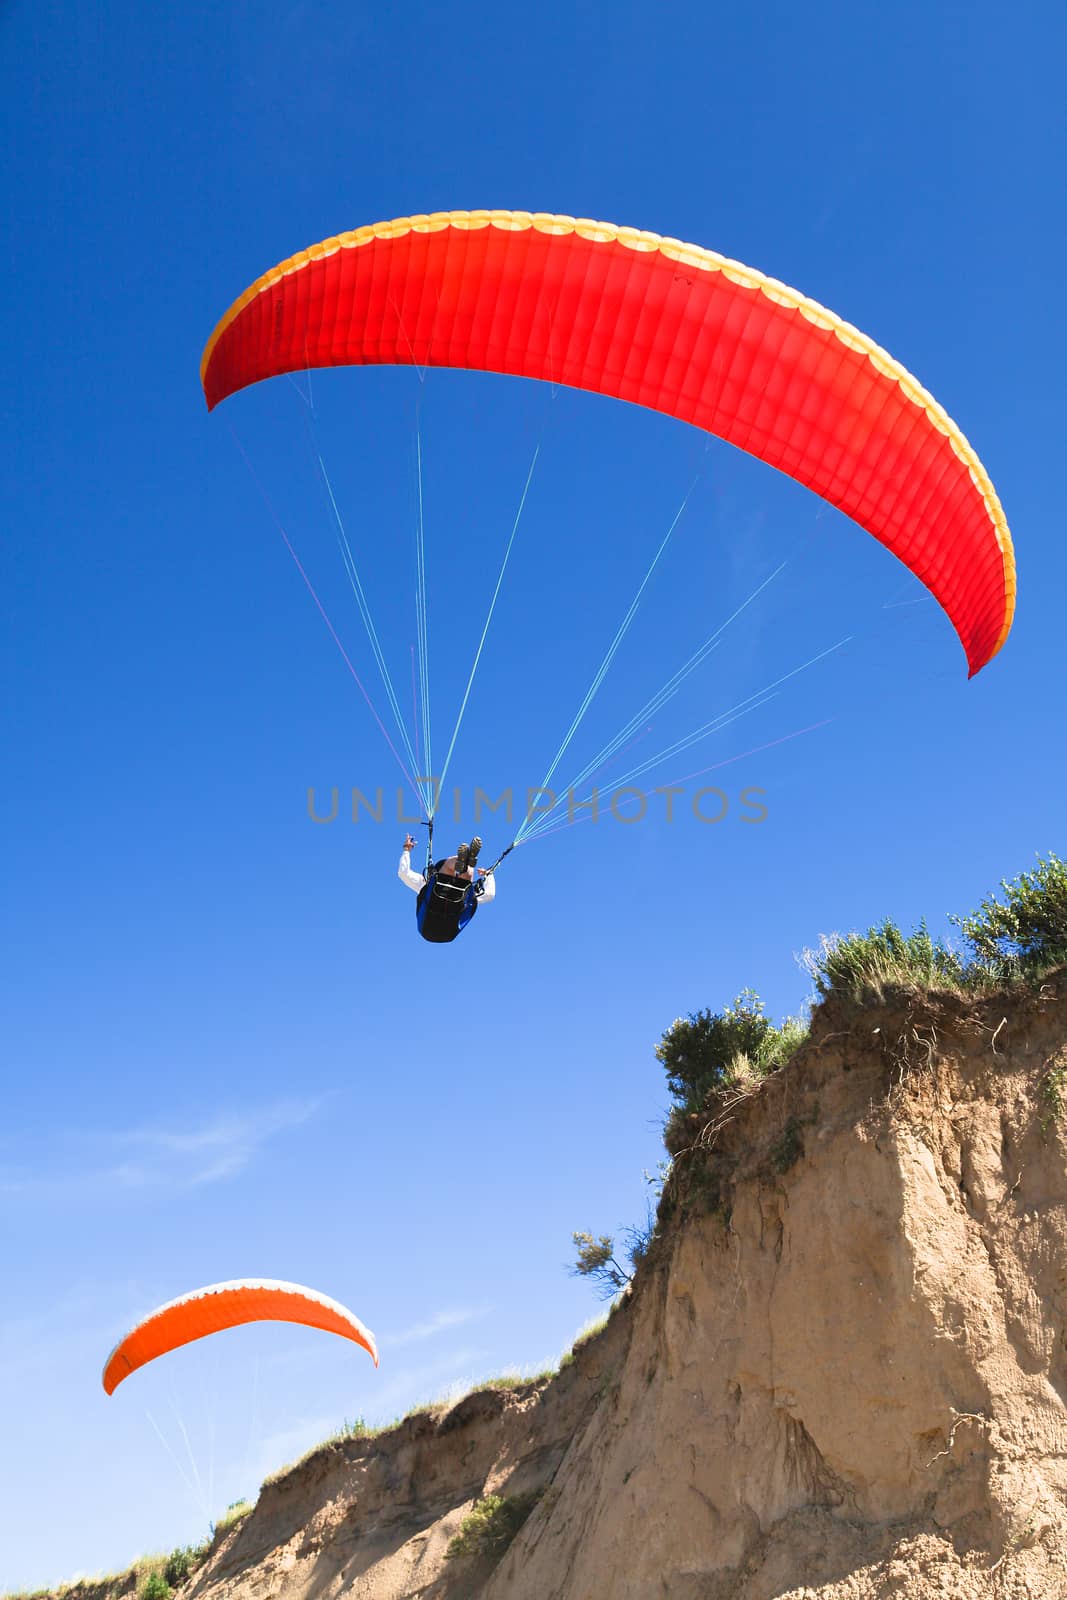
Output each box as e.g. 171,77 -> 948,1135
769,1115 -> 807,1174
213,1500 -> 252,1536
801,920 -> 973,1001
803,854 -> 1067,1004
1040,1064 -> 1067,1137
470,1369 -> 555,1394
445,1493 -> 540,1561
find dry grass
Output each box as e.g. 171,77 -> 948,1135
213,1501 -> 253,1535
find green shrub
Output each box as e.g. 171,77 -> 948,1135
951,853 -> 1067,976
656,991 -> 805,1113
162,1548 -> 192,1586
571,1231 -> 632,1299
445,1494 -> 539,1561
755,1014 -> 809,1070
571,1204 -> 658,1302
140,1575 -> 170,1600
805,855 -> 1067,1003
162,1535 -> 214,1586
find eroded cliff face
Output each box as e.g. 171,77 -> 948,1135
488,975 -> 1067,1599
53,975 -> 1067,1600
182,1348 -> 622,1600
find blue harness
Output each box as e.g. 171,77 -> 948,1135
415,866 -> 481,943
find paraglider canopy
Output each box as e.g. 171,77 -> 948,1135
102,1278 -> 379,1395
202,208 -> 1015,677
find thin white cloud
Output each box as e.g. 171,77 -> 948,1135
0,1099 -> 322,1201
385,1306 -> 492,1349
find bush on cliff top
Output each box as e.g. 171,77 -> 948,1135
806,853 -> 1067,1002
952,851 -> 1067,975
655,853 -> 1066,1156
655,990 -> 808,1116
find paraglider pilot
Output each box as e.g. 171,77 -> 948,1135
398,835 -> 496,943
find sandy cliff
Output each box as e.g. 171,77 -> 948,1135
487,975 -> 1067,1599
43,973 -> 1067,1598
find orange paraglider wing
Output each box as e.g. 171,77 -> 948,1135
102,1279 -> 379,1394
201,210 -> 1014,676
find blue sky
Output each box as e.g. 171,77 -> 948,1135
2,0 -> 1063,1586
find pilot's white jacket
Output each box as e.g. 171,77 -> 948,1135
398,849 -> 497,902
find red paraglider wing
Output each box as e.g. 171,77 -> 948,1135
102,1279 -> 379,1394
201,210 -> 1015,676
